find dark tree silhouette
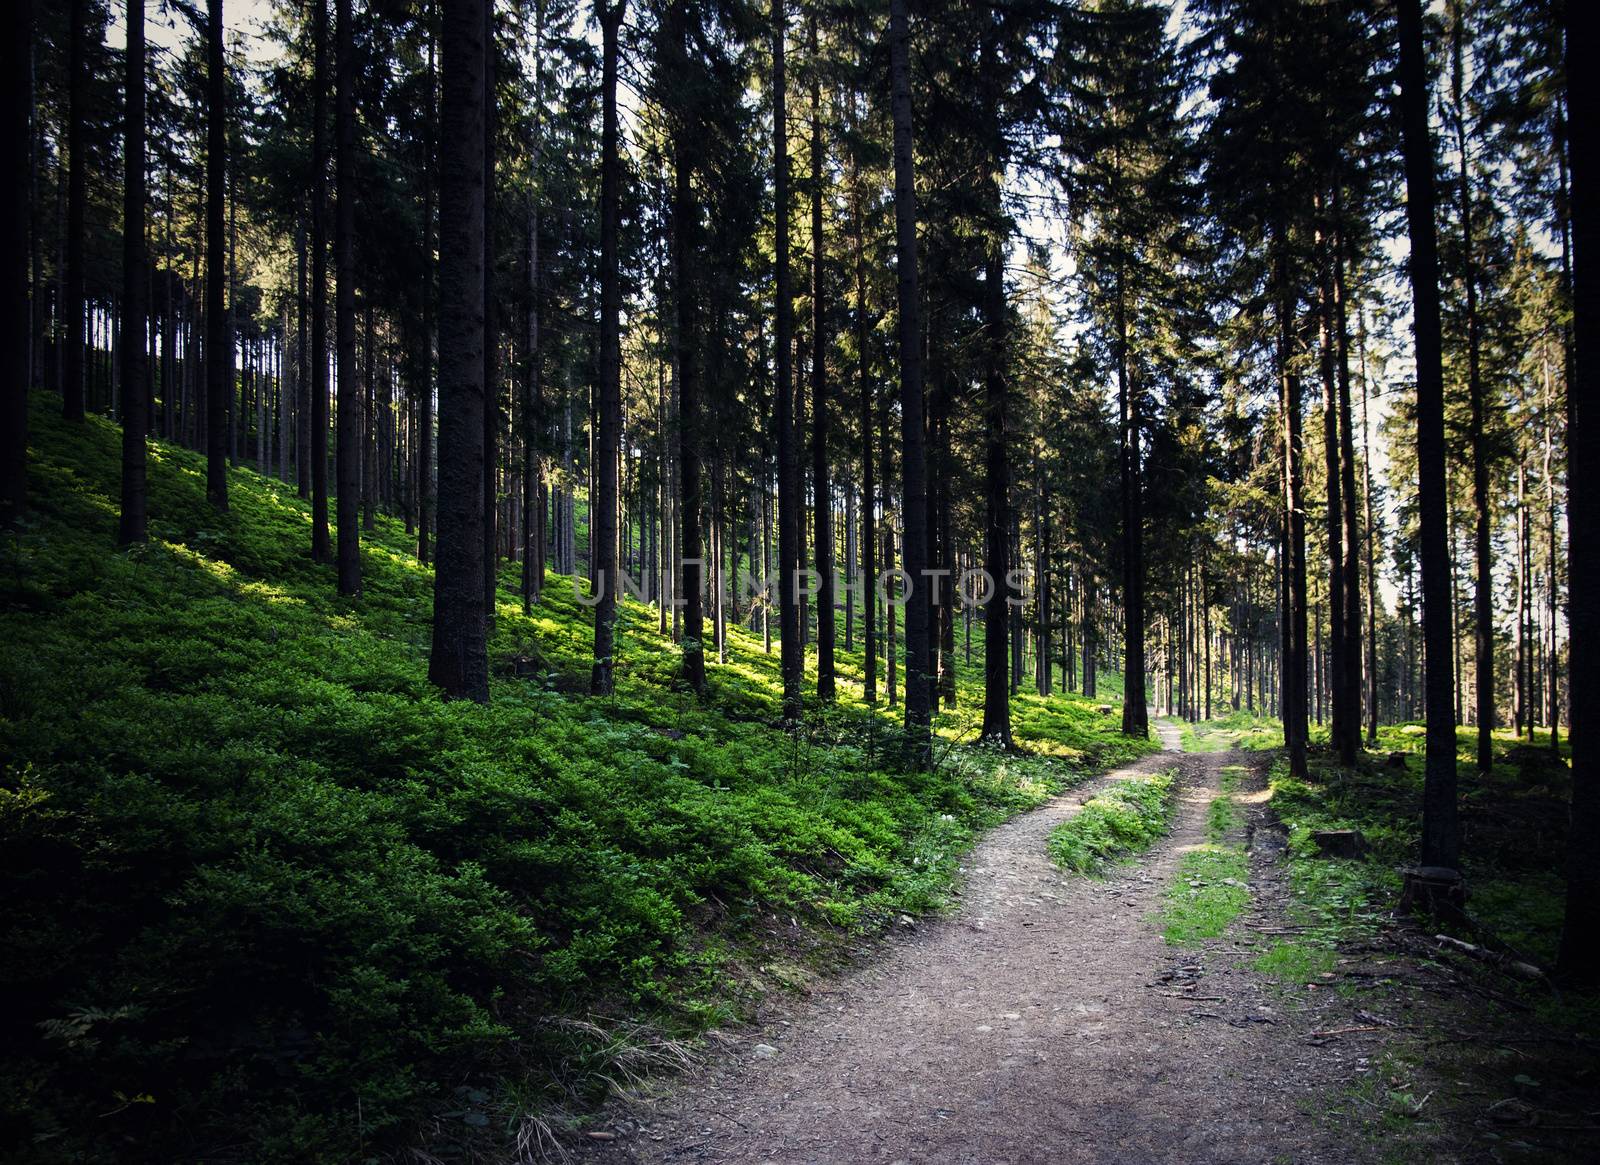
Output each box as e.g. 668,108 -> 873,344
1397,0 -> 1460,870
119,0 -> 148,546
429,0 -> 490,702
311,0 -> 331,560
335,0 -> 360,594
1557,0 -> 1597,986
810,14 -> 834,703
3,0 -> 32,525
591,0 -> 623,695
774,0 -> 802,722
63,0 -> 86,423
205,0 -> 229,509
888,0 -> 931,761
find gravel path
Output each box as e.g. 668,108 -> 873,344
576,722 -> 1367,1164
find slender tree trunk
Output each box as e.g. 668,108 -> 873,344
810,14 -> 834,702
1556,0 -> 1597,984
889,0 -> 930,757
1447,1 -> 1495,773
119,0 -> 148,545
414,26 -> 435,562
1334,204 -> 1363,762
1275,233 -> 1309,779
4,0 -> 32,525
1398,0 -> 1461,869
774,0 -> 802,720
1359,306 -> 1380,745
1117,261 -> 1147,738
671,3 -> 706,695
1317,214 -> 1346,760
311,0 -> 331,557
981,245 -> 1011,744
205,0 -> 228,506
334,0 -> 360,593
857,178 -> 876,703
63,0 -> 86,422
591,0 -> 623,693
429,0 -> 490,703
482,10 -> 498,617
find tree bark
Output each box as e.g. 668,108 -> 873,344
334,0 -> 360,593
1556,0 -> 1597,985
774,0 -> 802,720
671,2 -> 706,695
311,0 -> 330,556
63,0 -> 86,422
1398,0 -> 1461,869
205,0 -> 228,506
591,0 -> 623,693
810,14 -> 834,703
981,246 -> 1011,745
4,0 -> 32,525
429,0 -> 490,703
119,0 -> 148,545
888,0 -> 931,760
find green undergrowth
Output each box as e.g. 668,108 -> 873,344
0,403 -> 1151,1162
1161,766 -> 1249,944
1181,707 -> 1291,752
1046,770 -> 1175,874
1162,844 -> 1249,943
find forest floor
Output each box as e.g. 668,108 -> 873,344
572,724 -> 1394,1164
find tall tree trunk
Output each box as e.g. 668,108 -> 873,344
1334,203 -> 1363,762
1450,0 -> 1494,774
592,0 -> 623,693
1317,215 -> 1346,760
64,0 -> 86,422
334,0 -> 360,594
672,3 -> 706,695
981,245 -> 1011,745
311,0 -> 330,555
1359,306 -> 1380,745
1398,0 -> 1460,870
1556,0 -> 1597,984
888,0 -> 931,759
1275,233 -> 1308,779
3,0 -> 31,525
429,0 -> 489,703
774,0 -> 802,720
119,0 -> 148,545
856,164 -> 876,703
205,0 -> 228,507
482,10 -> 498,617
1117,260 -> 1147,738
418,24 -> 435,562
810,13 -> 834,702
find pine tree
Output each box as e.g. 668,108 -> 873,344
1397,0 -> 1461,870
118,0 -> 148,545
591,0 -> 624,695
334,0 -> 360,594
429,0 -> 490,702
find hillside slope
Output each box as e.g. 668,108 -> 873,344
0,406 -> 1151,1162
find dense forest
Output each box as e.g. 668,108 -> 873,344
1,0 -> 1594,1161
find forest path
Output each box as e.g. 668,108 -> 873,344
576,720 -> 1364,1164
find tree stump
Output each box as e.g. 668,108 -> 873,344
1400,865 -> 1467,922
1311,829 -> 1371,859
1385,751 -> 1409,770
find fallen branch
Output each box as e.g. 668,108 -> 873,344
1433,934 -> 1546,980
1306,1024 -> 1384,1038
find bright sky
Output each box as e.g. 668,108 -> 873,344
107,0 -> 285,65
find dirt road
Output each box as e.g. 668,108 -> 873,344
577,724 -> 1376,1164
